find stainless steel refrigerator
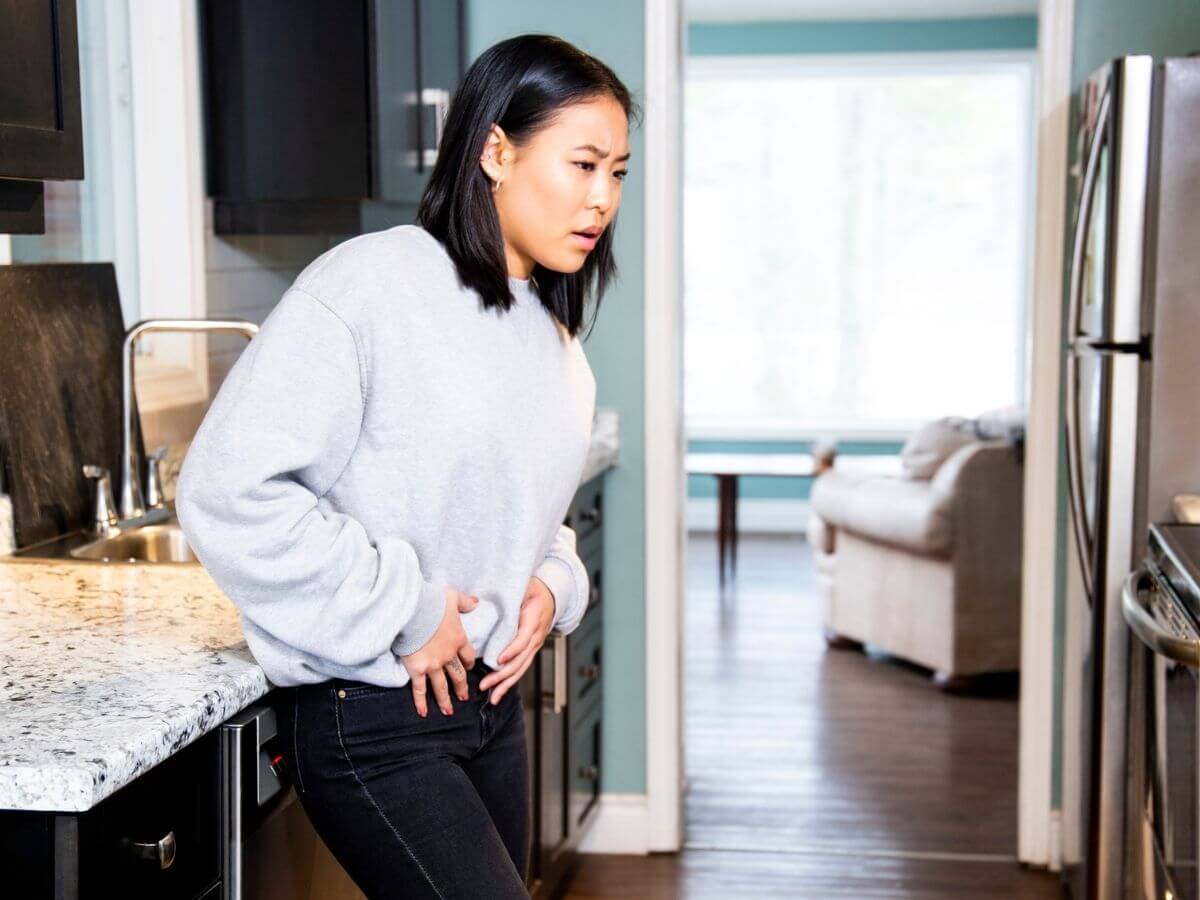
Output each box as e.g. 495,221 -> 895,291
1061,54 -> 1200,900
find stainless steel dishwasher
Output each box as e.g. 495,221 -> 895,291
221,698 -> 364,899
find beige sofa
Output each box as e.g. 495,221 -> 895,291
807,435 -> 1024,689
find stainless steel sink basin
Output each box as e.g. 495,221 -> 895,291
70,523 -> 197,564
10,514 -> 199,565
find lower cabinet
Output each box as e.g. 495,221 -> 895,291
0,727 -> 222,900
523,471 -> 606,898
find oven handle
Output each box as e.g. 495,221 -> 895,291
1121,567 -> 1200,667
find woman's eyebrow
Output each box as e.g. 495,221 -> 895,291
572,143 -> 632,162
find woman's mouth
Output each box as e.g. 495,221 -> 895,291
571,231 -> 599,250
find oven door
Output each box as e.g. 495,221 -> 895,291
1124,567 -> 1200,899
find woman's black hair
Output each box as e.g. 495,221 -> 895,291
415,34 -> 641,340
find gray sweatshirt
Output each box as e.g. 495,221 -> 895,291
175,224 -> 596,688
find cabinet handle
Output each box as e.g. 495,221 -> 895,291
119,830 -> 177,870
421,87 -> 450,167
553,633 -> 567,714
580,506 -> 601,527
577,663 -> 600,682
577,764 -> 599,782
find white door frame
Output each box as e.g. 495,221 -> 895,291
644,0 -> 686,853
641,0 -> 1072,862
1019,0 -> 1075,870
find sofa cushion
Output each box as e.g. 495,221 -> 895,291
899,416 -> 976,480
810,470 -> 953,557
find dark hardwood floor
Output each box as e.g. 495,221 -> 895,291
567,532 -> 1064,899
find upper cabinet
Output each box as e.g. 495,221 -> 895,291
0,0 -> 84,234
199,0 -> 465,235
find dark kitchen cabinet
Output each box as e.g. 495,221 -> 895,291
0,728 -> 221,900
0,0 -> 84,233
199,0 -> 465,235
524,471 -> 607,899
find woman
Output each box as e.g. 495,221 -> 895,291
175,33 -> 637,899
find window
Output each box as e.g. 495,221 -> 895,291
684,52 -> 1036,439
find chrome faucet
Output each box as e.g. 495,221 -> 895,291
120,318 -> 260,522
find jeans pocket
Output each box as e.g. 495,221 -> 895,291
336,682 -> 392,701
334,683 -> 430,750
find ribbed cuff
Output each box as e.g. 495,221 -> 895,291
390,580 -> 447,657
533,556 -> 575,632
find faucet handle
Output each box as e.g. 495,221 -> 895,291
144,446 -> 169,510
82,464 -> 120,535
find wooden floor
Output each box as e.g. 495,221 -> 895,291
567,532 -> 1064,899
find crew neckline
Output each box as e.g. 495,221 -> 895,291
508,274 -> 537,305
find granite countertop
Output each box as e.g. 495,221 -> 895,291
0,409 -> 619,813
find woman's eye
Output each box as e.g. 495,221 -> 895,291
575,161 -> 595,172
614,170 -> 628,181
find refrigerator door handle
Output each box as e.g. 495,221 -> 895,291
1063,88 -> 1111,607
1067,88 -> 1112,342
1121,567 -> 1200,667
1065,351 -> 1096,603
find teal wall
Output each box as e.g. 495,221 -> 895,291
466,2 -> 648,795
689,15 -> 1038,56
1071,0 -> 1200,88
1049,0 -> 1200,813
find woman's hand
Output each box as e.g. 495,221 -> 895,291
398,588 -> 479,717
479,576 -> 556,705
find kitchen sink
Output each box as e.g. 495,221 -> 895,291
70,523 -> 197,564
10,514 -> 199,565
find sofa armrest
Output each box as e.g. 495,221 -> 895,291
935,441 -> 1025,614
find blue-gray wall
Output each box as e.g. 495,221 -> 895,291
689,15 -> 1038,56
467,2 -> 649,795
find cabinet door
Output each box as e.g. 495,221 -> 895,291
568,698 -> 602,837
202,0 -> 371,203
0,0 -> 83,180
79,729 -> 221,899
368,0 -> 423,204
415,0 -> 463,173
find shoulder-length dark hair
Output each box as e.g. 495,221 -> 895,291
415,34 -> 641,340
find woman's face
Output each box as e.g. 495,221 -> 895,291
480,96 -> 630,278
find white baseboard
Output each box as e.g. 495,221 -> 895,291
577,792 -> 652,855
686,498 -> 811,535
1048,808 -> 1063,872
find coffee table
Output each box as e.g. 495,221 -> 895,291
685,451 -> 901,585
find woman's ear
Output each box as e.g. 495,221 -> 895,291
479,123 -> 512,183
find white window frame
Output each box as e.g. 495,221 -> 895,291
124,0 -> 211,413
683,48 -> 1039,443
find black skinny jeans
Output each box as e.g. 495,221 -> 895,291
279,658 -> 531,899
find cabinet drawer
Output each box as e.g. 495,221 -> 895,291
565,476 -> 604,545
568,698 -> 602,833
79,728 -> 220,899
569,608 -> 602,721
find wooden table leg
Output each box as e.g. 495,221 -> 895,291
724,475 -> 734,573
717,474 -> 731,586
